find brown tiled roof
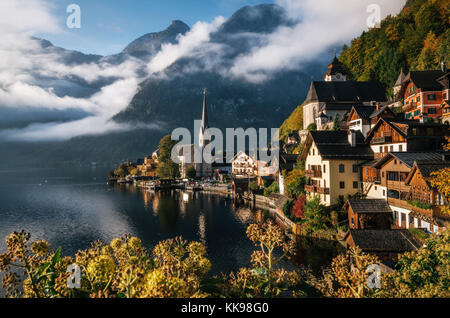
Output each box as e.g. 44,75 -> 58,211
346,199 -> 392,214
347,229 -> 423,252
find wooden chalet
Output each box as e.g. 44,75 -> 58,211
404,158 -> 450,233
365,118 -> 449,158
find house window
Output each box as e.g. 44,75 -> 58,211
352,165 -> 358,173
340,182 -> 345,189
323,165 -> 326,173
428,94 -> 436,101
353,181 -> 358,189
339,164 -> 345,173
390,146 -> 394,152
399,145 -> 403,152
428,108 -> 436,114
379,146 -> 383,153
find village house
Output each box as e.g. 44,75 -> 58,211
395,64 -> 448,122
361,152 -> 449,233
136,156 -> 158,177
344,229 -> 423,263
299,130 -> 373,206
302,56 -> 387,130
403,158 -> 450,233
232,151 -> 256,178
441,98 -> 450,125
346,105 -> 396,138
365,118 -> 449,159
361,151 -> 443,200
344,199 -> 393,230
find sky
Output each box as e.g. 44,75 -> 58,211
37,0 -> 275,55
0,0 -> 407,142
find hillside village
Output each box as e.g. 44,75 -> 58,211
108,0 -> 450,270
111,53 -> 450,268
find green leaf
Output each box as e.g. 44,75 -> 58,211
52,247 -> 61,266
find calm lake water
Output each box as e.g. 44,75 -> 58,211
0,167 -> 342,276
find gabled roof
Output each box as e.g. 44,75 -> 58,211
300,130 -> 374,161
305,81 -> 387,104
405,158 -> 450,187
346,229 -> 423,252
404,70 -> 446,91
372,152 -> 445,169
365,118 -> 407,143
344,199 -> 392,214
369,105 -> 396,119
349,105 -> 377,121
394,69 -> 406,87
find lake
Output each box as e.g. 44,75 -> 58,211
0,167 -> 342,276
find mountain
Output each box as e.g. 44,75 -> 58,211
0,4 -> 328,168
339,0 -> 449,97
123,20 -> 190,58
114,4 -> 323,132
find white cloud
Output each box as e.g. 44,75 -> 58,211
0,0 -> 60,34
0,0 -> 149,141
147,17 -> 226,74
228,0 -> 407,82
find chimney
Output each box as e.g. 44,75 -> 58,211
348,131 -> 357,147
441,61 -> 447,73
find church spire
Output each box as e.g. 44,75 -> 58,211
201,88 -> 208,131
199,88 -> 210,148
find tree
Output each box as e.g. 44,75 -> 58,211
302,196 -> 327,234
430,137 -> 450,215
284,168 -> 306,198
333,114 -> 340,131
307,123 -> 317,131
264,182 -> 279,197
291,194 -> 307,220
317,247 -> 382,298
186,166 -> 197,179
379,229 -> 450,298
416,31 -> 440,70
157,135 -> 180,179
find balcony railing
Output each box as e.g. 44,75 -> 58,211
305,185 -> 316,193
316,187 -> 330,194
402,102 -> 417,112
372,136 -> 393,144
388,198 -> 449,220
305,169 -> 322,178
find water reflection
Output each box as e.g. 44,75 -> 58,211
0,167 -> 342,276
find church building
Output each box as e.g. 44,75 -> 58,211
303,54 -> 387,129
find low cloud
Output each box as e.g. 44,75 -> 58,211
0,0 -> 408,141
0,0 -> 150,142
227,0 -> 407,82
147,17 -> 226,74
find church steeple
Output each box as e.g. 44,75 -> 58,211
199,89 -> 210,148
324,51 -> 347,82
